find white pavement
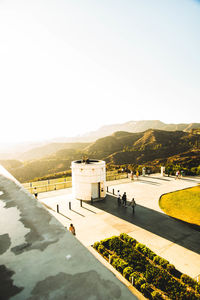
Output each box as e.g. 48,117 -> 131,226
39,174 -> 200,280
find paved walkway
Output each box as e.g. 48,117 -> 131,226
39,174 -> 200,280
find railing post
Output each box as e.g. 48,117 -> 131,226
57,204 -> 59,213
69,202 -> 71,210
107,186 -> 108,192
91,197 -> 93,204
109,254 -> 111,264
80,200 -> 82,207
131,276 -> 134,285
113,188 -> 114,195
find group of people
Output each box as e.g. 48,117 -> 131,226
130,170 -> 140,180
175,170 -> 184,179
117,190 -> 136,213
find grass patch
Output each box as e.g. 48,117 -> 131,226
159,186 -> 200,226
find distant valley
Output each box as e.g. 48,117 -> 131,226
1,125 -> 199,182
0,120 -> 200,161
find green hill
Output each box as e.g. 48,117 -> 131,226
1,128 -> 200,182
20,142 -> 89,161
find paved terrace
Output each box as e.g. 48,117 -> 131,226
0,166 -> 136,300
39,174 -> 200,280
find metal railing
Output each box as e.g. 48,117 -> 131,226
22,171 -> 129,194
24,181 -> 72,194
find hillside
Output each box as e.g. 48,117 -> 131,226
1,120 -> 199,162
19,142 -> 89,161
86,129 -> 198,161
1,128 -> 199,182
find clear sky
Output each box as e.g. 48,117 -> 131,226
0,0 -> 200,144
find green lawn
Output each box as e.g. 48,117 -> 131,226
159,186 -> 200,226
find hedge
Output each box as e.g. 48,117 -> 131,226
93,234 -> 200,299
123,267 -> 134,280
135,243 -> 157,261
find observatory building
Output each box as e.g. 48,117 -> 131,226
71,159 -> 106,201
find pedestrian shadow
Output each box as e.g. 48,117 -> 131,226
137,179 -> 160,186
179,178 -> 200,183
92,195 -> 200,255
149,176 -> 171,182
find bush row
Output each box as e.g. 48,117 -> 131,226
120,233 -> 183,279
93,234 -> 200,299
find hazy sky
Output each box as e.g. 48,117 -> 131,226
0,0 -> 200,144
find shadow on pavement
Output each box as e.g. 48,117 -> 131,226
92,195 -> 200,255
179,178 -> 200,183
149,176 -> 171,182
137,179 -> 161,185
82,205 -> 97,214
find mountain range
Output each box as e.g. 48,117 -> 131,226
0,120 -> 199,161
79,120 -> 200,142
1,126 -> 199,182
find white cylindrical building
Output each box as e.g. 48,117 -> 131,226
71,159 -> 106,201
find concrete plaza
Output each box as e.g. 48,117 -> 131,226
39,174 -> 200,280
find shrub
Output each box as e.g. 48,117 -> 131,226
196,283 -> 200,294
109,254 -> 117,265
170,267 -> 182,279
135,277 -> 146,290
140,282 -> 152,298
123,267 -> 134,281
97,244 -> 105,255
153,255 -> 169,268
111,256 -> 128,274
93,242 -> 100,250
130,272 -> 141,285
120,233 -> 137,246
166,263 -> 175,273
151,290 -> 164,299
145,264 -> 160,283
108,236 -> 124,255
181,274 -> 197,290
100,238 -> 111,249
135,243 -> 156,260
116,260 -> 128,274
103,250 -> 109,259
179,289 -> 200,300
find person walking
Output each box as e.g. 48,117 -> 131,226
130,197 -> 136,213
117,190 -> 121,206
131,171 -> 134,181
69,224 -> 76,236
122,192 -> 127,207
34,187 -> 38,199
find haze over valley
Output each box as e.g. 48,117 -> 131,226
1,120 -> 199,182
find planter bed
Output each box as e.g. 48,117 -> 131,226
93,233 -> 200,300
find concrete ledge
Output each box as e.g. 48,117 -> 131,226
0,166 -> 137,300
